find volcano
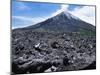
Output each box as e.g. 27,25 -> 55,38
15,11 -> 95,33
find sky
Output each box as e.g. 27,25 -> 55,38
12,0 -> 96,29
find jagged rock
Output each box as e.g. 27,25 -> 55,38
45,66 -> 57,72
12,31 -> 96,74
51,41 -> 60,49
63,56 -> 70,66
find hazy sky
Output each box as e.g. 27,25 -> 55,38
12,0 -> 95,29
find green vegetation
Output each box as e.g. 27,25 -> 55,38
79,29 -> 96,36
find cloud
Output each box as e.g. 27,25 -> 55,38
69,6 -> 95,25
12,16 -> 49,28
61,5 -> 69,11
51,5 -> 69,17
13,16 -> 49,24
16,2 -> 30,10
13,16 -> 34,22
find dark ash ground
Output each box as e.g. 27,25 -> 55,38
12,30 -> 96,74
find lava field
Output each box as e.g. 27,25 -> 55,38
12,30 -> 96,74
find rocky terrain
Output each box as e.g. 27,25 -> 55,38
12,11 -> 96,74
